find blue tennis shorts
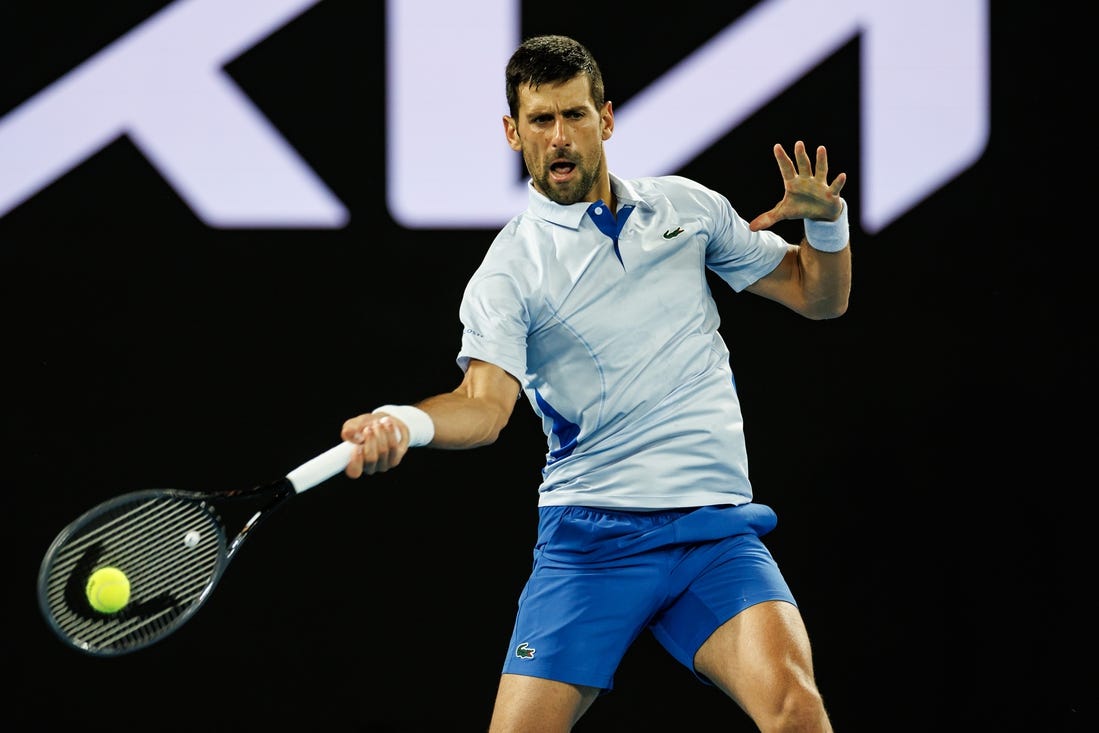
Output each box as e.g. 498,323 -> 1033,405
500,502 -> 795,692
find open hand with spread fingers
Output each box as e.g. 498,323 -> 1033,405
749,140 -> 846,231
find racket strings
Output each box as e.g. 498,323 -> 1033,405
40,493 -> 227,655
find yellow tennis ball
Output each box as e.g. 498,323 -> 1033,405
86,566 -> 131,613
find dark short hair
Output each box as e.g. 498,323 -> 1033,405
505,35 -> 605,118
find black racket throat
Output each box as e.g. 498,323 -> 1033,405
222,476 -> 295,502
223,478 -> 297,560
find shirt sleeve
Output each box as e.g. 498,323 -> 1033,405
702,187 -> 792,292
456,257 -> 531,386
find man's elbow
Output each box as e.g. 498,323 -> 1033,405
804,293 -> 850,320
470,405 -> 513,447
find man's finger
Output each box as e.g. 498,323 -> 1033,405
749,208 -> 778,231
815,145 -> 829,181
794,140 -> 813,176
773,143 -> 796,180
828,171 -> 847,196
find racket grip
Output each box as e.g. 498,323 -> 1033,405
286,441 -> 356,493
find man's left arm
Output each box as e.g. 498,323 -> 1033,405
744,140 -> 852,320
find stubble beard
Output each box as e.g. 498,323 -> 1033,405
530,152 -> 602,206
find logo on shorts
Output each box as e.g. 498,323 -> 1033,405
514,642 -> 536,660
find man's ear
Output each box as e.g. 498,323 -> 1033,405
503,116 -> 522,151
601,101 -> 614,141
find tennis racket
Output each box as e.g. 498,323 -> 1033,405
37,440 -> 359,657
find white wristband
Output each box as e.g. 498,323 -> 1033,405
804,198 -> 849,253
372,404 -> 435,447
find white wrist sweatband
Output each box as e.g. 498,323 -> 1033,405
373,404 -> 435,447
804,198 -> 849,253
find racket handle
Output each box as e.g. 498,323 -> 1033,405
286,441 -> 356,493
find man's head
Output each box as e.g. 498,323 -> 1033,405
505,35 -> 605,120
503,35 -> 614,206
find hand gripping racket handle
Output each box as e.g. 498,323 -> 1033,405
285,441 -> 356,493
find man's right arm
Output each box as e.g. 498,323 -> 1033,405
340,358 -> 521,477
415,358 -> 521,449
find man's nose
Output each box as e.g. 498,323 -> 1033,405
551,117 -> 570,146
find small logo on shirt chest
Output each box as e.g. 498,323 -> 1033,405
663,227 -> 685,239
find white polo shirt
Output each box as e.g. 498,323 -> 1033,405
457,173 -> 793,509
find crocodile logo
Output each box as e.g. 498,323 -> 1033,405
663,227 -> 684,239
514,642 -> 536,659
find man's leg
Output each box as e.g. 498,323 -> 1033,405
694,600 -> 833,732
488,673 -> 600,733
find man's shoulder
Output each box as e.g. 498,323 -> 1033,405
617,174 -> 725,212
621,173 -> 709,195
484,208 -> 558,260
645,173 -> 707,187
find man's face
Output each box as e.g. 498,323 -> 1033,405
504,74 -> 613,206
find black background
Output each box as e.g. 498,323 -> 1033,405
2,2 -> 1088,731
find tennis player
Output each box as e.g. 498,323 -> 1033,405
341,34 -> 849,732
